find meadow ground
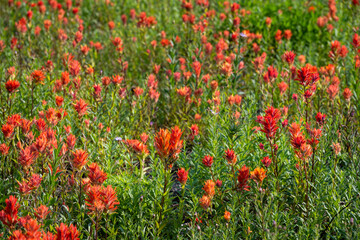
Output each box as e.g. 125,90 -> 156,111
0,0 -> 360,239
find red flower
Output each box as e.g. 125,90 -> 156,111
315,112 -> 326,125
101,185 -> 119,213
72,149 -> 88,170
85,185 -> 119,215
177,168 -> 189,185
55,96 -> 64,106
88,162 -> 107,185
123,139 -> 149,155
5,80 -> 20,93
74,98 -> 88,117
192,61 -> 202,78
28,174 -> 42,190
140,133 -> 149,143
0,143 -> 9,156
237,165 -> 250,191
261,157 -> 272,167
189,124 -> 199,140
18,146 -> 35,168
2,124 -> 14,138
133,87 -> 144,97
282,51 -> 296,66
295,65 -> 319,87
224,149 -> 237,165
257,106 -> 282,139
56,223 -> 80,240
250,167 -> 267,185
0,196 -> 20,228
343,88 -> 352,100
154,126 -> 183,163
69,60 -> 81,77
284,30 -> 292,40
224,210 -> 231,222
291,134 -> 306,149
278,81 -> 288,95
23,218 -> 42,239
31,70 -> 46,84
34,205 -> 50,220
202,155 -> 213,167
66,134 -> 77,149
203,180 -> 216,197
327,84 -> 339,100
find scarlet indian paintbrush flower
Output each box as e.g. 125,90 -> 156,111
31,70 -> 46,84
85,185 -> 119,215
224,149 -> 237,165
261,156 -> 272,167
224,210 -> 231,222
0,196 -> 20,228
74,98 -> 88,117
154,126 -> 183,164
5,79 -> 20,93
315,112 -> 326,125
237,165 -> 250,191
202,155 -> 213,167
72,149 -> 88,170
0,143 -> 9,156
2,124 -> 14,138
199,195 -> 211,209
55,223 -> 80,240
250,167 -> 267,185
203,180 -> 216,197
177,168 -> 189,185
123,139 -> 149,155
282,51 -> 296,66
34,205 -> 50,221
18,146 -> 35,169
256,106 -> 282,139
88,162 -> 107,185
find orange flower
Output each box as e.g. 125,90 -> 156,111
85,185 -> 119,215
154,126 -> 183,164
18,146 -> 35,168
72,149 -> 88,170
250,167 -> 267,185
332,142 -> 341,155
203,180 -> 216,197
34,205 -> 50,220
224,210 -> 231,222
0,196 -> 20,228
123,139 -> 149,155
2,124 -> 14,138
199,195 -> 211,209
31,70 -> 46,84
5,80 -> 20,93
88,163 -> 107,185
74,98 -> 88,117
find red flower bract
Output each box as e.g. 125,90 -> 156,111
5,80 -> 20,93
88,162 -> 108,185
74,98 -> 88,117
85,185 -> 119,215
0,195 -> 20,228
237,165 -> 250,191
202,155 -> 213,167
31,70 -> 46,84
154,126 -> 183,164
177,168 -> 189,185
72,149 -> 88,170
257,106 -> 282,139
